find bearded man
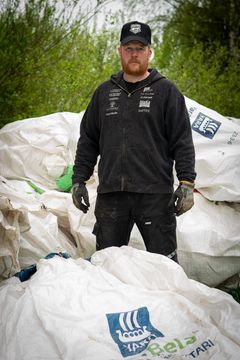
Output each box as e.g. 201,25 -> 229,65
72,21 -> 196,262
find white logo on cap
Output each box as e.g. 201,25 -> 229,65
130,24 -> 141,34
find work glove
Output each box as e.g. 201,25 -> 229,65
71,183 -> 90,213
173,181 -> 194,216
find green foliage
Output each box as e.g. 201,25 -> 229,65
154,43 -> 240,117
1,0 -> 239,125
18,28 -> 119,117
0,0 -> 61,125
162,0 -> 240,56
0,0 -> 119,128
153,0 -> 240,118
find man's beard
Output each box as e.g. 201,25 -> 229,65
121,59 -> 148,76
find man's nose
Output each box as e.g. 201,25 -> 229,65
131,50 -> 139,56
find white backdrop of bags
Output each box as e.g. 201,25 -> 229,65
40,176 -> 98,259
0,101 -> 240,287
185,97 -> 240,201
0,112 -> 83,189
1,175 -> 240,287
0,246 -> 239,360
0,176 -> 79,280
0,101 -> 239,200
177,192 -> 240,287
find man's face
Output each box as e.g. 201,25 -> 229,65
118,41 -> 152,76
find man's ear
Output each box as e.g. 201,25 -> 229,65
117,46 -> 122,56
149,48 -> 154,61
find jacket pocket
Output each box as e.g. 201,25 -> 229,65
98,148 -> 121,186
126,147 -> 159,184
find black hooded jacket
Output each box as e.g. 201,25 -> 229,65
72,69 -> 196,193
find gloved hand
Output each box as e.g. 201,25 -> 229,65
71,183 -> 90,213
173,181 -> 194,216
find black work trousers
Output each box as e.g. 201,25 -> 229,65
93,192 -> 177,262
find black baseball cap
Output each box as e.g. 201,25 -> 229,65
120,21 -> 151,45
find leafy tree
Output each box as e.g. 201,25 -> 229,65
0,0 -> 114,127
154,0 -> 240,117
155,43 -> 240,116
18,27 -> 120,118
157,0 -> 240,62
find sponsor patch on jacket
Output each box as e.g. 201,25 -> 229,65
138,98 -> 151,112
106,89 -> 121,116
138,87 -> 154,111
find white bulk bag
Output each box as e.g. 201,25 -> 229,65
0,176 -> 78,280
185,97 -> 240,201
0,246 -> 239,360
177,192 -> 240,287
40,176 -> 98,259
0,112 -> 83,189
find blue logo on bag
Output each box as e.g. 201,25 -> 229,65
192,113 -> 221,139
106,306 -> 164,357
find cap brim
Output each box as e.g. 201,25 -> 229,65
121,36 -> 149,45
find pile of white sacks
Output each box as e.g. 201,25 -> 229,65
0,98 -> 240,359
0,98 -> 239,287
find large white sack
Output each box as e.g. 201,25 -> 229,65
0,246 -> 239,360
177,192 -> 240,287
0,112 -> 83,189
185,97 -> 240,201
0,176 -> 78,280
40,175 -> 98,259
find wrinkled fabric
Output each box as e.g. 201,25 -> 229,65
0,247 -> 239,360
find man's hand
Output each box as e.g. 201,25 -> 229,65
173,181 -> 194,216
71,183 -> 90,213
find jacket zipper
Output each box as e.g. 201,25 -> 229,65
114,81 -> 152,98
121,127 -> 126,191
112,80 -> 152,190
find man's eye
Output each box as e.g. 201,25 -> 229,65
124,47 -> 145,53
